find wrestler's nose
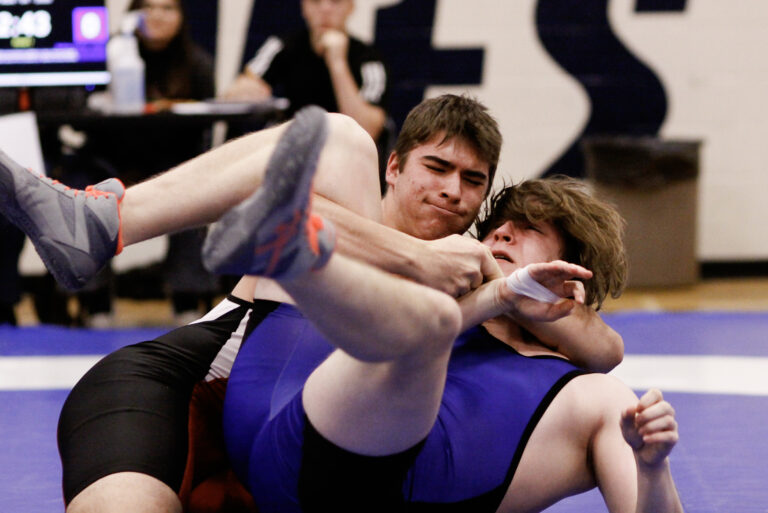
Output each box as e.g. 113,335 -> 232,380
493,221 -> 517,244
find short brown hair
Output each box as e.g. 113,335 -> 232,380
393,94 -> 502,191
474,176 -> 627,309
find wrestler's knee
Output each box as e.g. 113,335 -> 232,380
402,289 -> 462,363
326,113 -> 379,166
313,112 -> 382,216
424,290 -> 462,354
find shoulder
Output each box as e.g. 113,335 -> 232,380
568,373 -> 637,402
562,373 -> 638,425
347,34 -> 369,49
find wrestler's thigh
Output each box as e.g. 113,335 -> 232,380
67,472 -> 181,513
58,345 -> 191,505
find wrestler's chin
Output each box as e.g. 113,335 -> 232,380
496,259 -> 519,277
416,220 -> 467,241
417,212 -> 472,240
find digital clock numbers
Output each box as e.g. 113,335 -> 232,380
0,9 -> 52,39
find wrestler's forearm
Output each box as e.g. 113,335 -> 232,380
516,305 -> 624,372
456,280 -> 507,332
314,197 -> 501,298
312,195 -> 427,280
635,459 -> 684,513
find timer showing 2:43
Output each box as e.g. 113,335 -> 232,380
0,9 -> 52,40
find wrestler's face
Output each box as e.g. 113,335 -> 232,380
482,219 -> 565,276
383,135 -> 490,240
302,0 -> 354,35
140,0 -> 182,49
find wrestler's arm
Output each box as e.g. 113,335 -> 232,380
454,261 -> 622,371
320,30 -> 386,139
221,70 -> 272,101
504,261 -> 622,370
456,261 -> 588,331
313,196 -> 501,297
515,305 -> 624,372
590,381 -> 684,513
221,35 -> 276,101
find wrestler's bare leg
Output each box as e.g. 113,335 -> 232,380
67,109 -> 380,513
0,109 -> 379,292
121,112 -> 380,246
278,255 -> 460,456
192,108 -> 462,456
67,473 -> 180,513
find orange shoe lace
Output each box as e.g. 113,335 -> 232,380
83,184 -> 115,199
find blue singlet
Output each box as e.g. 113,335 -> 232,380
223,303 -> 586,512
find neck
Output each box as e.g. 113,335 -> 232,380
141,37 -> 171,52
482,316 -> 522,344
380,194 -> 400,231
482,316 -> 562,358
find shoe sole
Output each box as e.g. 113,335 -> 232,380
203,106 -> 329,277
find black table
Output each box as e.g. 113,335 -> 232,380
35,98 -> 289,186
35,98 -> 288,131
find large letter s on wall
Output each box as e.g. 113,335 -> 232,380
536,0 -> 686,177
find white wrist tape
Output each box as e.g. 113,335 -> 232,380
505,266 -> 561,304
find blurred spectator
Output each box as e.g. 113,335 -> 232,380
224,0 -> 390,141
69,0 -> 219,326
132,0 -> 214,110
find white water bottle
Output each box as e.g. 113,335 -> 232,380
107,12 -> 145,114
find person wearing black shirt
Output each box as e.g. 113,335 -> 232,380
77,0 -> 218,324
224,0 -> 389,140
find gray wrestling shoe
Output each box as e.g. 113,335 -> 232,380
0,149 -> 124,291
203,105 -> 335,279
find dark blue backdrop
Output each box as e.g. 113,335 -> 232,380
182,0 -> 688,177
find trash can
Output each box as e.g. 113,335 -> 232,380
582,136 -> 701,288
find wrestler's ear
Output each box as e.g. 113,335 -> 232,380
385,152 -> 400,189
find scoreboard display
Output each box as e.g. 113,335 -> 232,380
0,0 -> 109,87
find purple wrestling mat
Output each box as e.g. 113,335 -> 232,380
2,311 -> 766,512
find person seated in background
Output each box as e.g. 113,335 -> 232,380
73,0 -> 220,325
131,0 -> 214,111
223,0 -> 389,141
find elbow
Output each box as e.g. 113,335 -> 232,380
595,332 -> 624,373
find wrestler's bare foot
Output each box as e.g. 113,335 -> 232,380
66,472 -> 181,513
